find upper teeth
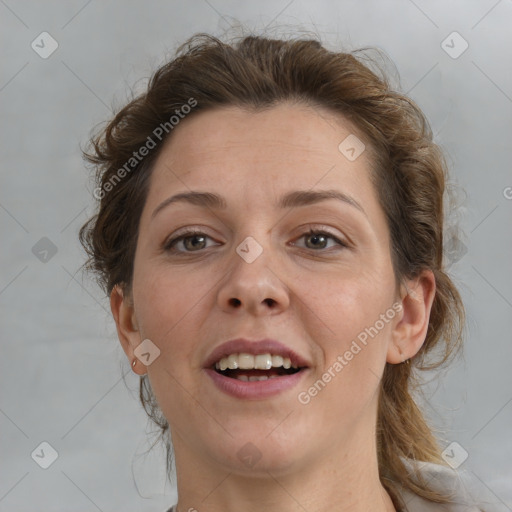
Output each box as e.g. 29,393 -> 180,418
215,353 -> 297,371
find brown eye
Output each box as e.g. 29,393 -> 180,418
305,232 -> 329,249
182,234 -> 207,251
164,231 -> 218,253
294,229 -> 347,251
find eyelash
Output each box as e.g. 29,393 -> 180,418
163,227 -> 348,254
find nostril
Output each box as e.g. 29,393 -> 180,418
229,298 -> 242,307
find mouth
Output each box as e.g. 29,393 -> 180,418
213,353 -> 304,381
204,338 -> 310,399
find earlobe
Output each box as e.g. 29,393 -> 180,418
386,270 -> 436,364
110,284 -> 141,361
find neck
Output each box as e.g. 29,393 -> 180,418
171,429 -> 396,512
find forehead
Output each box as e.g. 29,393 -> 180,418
147,103 -> 375,197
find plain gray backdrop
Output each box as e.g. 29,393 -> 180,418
1,1 -> 511,511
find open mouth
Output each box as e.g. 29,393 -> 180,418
213,353 -> 305,381
215,367 -> 302,381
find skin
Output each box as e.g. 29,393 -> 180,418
111,102 -> 436,512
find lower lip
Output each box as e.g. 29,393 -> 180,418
204,368 -> 308,399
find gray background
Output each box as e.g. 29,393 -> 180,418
1,1 -> 511,511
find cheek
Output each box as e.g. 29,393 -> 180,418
305,264 -> 395,341
132,266 -> 212,423
132,263 -> 217,388
302,269 -> 395,399
133,261 -> 212,337
299,289 -> 394,435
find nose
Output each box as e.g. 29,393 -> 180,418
216,237 -> 290,316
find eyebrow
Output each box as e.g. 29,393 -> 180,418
151,189 -> 366,220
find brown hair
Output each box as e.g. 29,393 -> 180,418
79,33 -> 465,508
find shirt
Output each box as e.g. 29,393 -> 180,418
399,459 -> 494,511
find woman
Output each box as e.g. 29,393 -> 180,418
79,33 -> 487,511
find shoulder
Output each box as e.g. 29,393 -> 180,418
398,458 -> 499,512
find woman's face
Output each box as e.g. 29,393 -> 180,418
122,103 -> 406,475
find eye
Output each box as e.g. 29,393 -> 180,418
164,230 -> 219,253
163,227 -> 347,254
292,229 -> 347,251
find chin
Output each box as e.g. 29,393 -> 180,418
205,422 -> 313,476
220,444 -> 304,476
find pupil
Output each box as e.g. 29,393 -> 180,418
307,233 -> 326,249
185,235 -> 205,250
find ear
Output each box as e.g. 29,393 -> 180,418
110,284 -> 144,374
386,270 -> 436,364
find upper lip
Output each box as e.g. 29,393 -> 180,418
204,338 -> 311,369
